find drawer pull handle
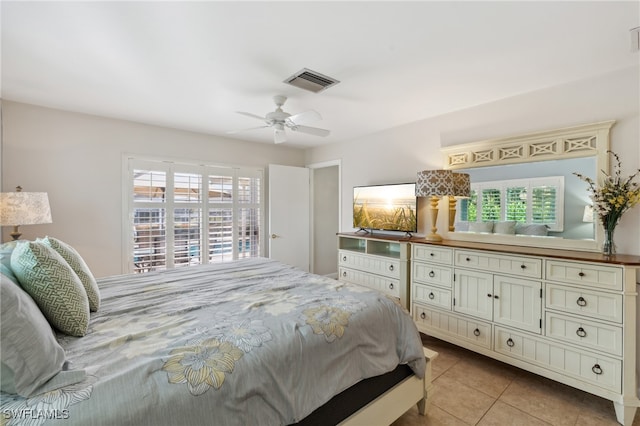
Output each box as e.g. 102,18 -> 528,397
342,256 -> 347,261
342,271 -> 347,277
389,283 -> 394,290
487,293 -> 493,298
420,312 -> 426,319
429,270 -> 435,278
428,292 -> 435,300
576,327 -> 587,338
430,252 -> 435,257
592,364 -> 603,375
578,272 -> 585,277
576,297 -> 587,307
466,257 -> 471,262
494,295 -> 499,299
389,265 -> 395,271
473,328 -> 481,337
506,338 -> 515,348
520,264 -> 526,269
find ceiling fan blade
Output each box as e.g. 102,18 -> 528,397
274,129 -> 287,144
226,125 -> 269,134
287,110 -> 322,125
236,111 -> 267,121
291,125 -> 330,137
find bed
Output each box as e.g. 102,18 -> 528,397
1,249 -> 432,426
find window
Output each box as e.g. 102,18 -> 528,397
458,176 -> 564,231
126,158 -> 263,273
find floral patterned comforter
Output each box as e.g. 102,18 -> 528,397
1,257 -> 426,426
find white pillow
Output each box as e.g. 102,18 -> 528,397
468,222 -> 494,233
494,221 -> 517,235
516,224 -> 549,236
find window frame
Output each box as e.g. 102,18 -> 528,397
122,155 -> 264,274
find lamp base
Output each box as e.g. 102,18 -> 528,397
424,233 -> 443,242
426,196 -> 443,243
10,225 -> 21,240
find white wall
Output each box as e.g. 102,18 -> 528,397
306,66 -> 640,255
1,101 -> 306,277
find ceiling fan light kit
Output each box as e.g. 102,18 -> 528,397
230,95 -> 330,144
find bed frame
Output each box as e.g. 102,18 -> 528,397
341,347 -> 438,425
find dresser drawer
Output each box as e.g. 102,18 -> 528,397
412,262 -> 452,288
338,250 -> 400,279
413,283 -> 451,310
455,250 -> 542,279
495,327 -> 621,393
412,244 -> 453,265
545,312 -> 622,356
546,260 -> 622,291
339,267 -> 400,298
546,283 -> 622,323
413,305 -> 491,349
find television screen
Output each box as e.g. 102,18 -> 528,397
353,183 -> 417,233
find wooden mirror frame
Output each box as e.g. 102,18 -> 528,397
441,120 -> 615,252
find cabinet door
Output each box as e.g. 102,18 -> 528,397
454,269 -> 493,321
494,275 -> 542,334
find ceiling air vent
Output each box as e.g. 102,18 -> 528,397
284,68 -> 340,93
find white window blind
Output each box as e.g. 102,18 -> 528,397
126,158 -> 263,273
459,176 -> 564,231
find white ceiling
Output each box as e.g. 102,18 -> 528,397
2,1 -> 638,148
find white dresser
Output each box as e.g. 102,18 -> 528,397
411,240 -> 640,425
337,233 -> 410,309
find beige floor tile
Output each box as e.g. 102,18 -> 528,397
431,348 -> 462,380
476,401 -> 551,426
441,355 -> 518,398
498,374 -> 583,426
574,412 -> 623,426
391,404 -> 470,426
431,374 -> 496,425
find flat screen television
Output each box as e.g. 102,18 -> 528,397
353,183 -> 417,234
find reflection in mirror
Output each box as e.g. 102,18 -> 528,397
454,157 -> 596,241
441,120 -> 614,252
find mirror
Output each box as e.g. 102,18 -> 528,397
441,121 -> 614,252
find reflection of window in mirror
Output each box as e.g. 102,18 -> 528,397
456,176 -> 565,236
453,157 -> 595,241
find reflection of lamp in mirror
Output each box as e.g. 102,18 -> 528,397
0,186 -> 52,240
448,173 -> 471,232
416,170 -> 454,242
582,205 -> 594,223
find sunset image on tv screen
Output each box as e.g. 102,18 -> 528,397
353,183 -> 417,232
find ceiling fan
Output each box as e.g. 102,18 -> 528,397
228,95 -> 330,144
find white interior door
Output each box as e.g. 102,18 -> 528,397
268,164 -> 310,271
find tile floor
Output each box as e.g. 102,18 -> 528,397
392,334 -> 640,426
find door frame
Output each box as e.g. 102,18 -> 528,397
307,159 -> 342,276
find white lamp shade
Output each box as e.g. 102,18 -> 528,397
0,192 -> 52,226
416,170 -> 454,197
